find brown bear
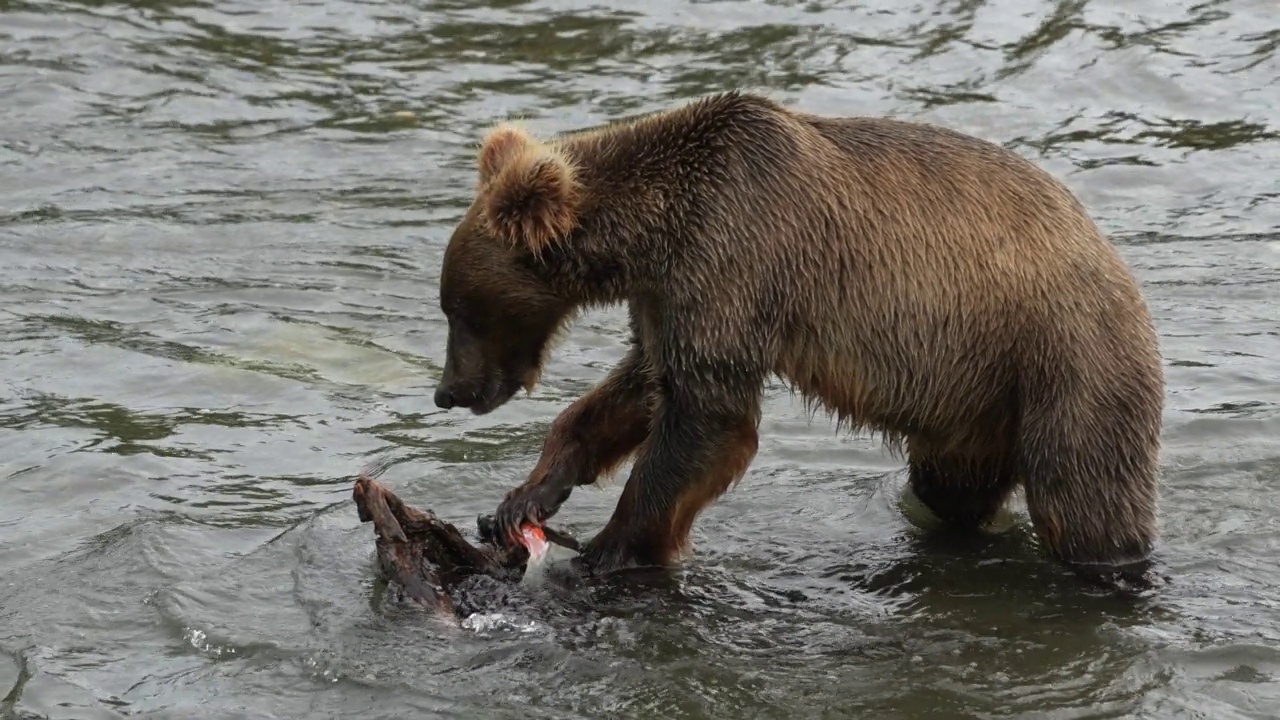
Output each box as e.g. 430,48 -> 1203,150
431,91 -> 1165,584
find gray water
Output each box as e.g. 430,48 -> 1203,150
1,0 -> 1278,717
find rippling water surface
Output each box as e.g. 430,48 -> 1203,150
1,0 -> 1278,717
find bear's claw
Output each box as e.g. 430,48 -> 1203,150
491,481 -> 572,550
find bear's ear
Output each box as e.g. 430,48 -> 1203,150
482,144 -> 581,256
477,123 -> 532,185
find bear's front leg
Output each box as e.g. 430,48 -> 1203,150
575,393 -> 761,575
492,346 -> 654,548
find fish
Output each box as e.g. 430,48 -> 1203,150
351,472 -> 579,617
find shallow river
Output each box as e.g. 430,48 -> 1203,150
2,0 -> 1278,717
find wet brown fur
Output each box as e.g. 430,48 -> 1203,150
434,91 -> 1165,578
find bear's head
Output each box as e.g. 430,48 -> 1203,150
432,123 -> 584,415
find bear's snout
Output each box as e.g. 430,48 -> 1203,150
433,386 -> 456,410
433,377 -> 503,413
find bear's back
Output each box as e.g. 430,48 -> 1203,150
731,104 -> 1160,441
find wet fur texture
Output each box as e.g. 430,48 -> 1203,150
434,91 -> 1165,581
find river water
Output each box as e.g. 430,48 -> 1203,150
1,0 -> 1278,717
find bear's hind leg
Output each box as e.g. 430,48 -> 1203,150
1018,391 -> 1161,584
907,448 -> 1018,532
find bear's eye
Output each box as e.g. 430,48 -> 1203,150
446,302 -> 486,336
